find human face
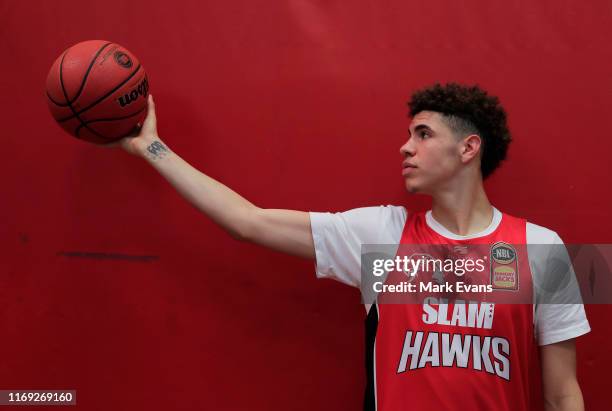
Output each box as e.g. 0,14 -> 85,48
399,111 -> 465,194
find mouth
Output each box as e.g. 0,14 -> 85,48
402,162 -> 417,176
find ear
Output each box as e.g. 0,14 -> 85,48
460,134 -> 482,163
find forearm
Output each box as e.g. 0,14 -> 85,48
138,137 -> 256,239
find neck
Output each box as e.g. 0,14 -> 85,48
430,178 -> 493,236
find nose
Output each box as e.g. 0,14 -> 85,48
399,137 -> 415,157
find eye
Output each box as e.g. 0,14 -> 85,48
420,131 -> 431,139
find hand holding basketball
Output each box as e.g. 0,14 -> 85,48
102,94 -> 160,156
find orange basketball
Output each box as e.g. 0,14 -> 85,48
45,40 -> 149,144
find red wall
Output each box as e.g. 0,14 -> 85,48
2,0 -> 611,409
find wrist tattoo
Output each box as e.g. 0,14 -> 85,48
145,140 -> 170,160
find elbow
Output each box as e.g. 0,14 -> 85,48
543,385 -> 584,411
228,228 -> 249,242
544,396 -> 584,411
227,207 -> 258,242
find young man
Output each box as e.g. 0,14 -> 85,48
110,83 -> 590,410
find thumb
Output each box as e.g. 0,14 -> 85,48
143,94 -> 157,132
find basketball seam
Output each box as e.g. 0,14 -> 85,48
57,64 -> 143,124
47,42 -> 113,107
74,105 -> 147,136
59,49 -> 111,141
46,91 -> 65,107
69,41 -> 113,105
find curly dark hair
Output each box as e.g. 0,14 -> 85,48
407,82 -> 511,179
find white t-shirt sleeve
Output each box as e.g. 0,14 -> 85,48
309,205 -> 407,288
528,223 -> 591,346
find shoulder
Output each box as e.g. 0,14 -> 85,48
309,205 -> 408,244
524,221 -> 565,272
498,209 -> 562,244
525,221 -> 563,244
308,205 -> 409,287
309,204 -> 407,225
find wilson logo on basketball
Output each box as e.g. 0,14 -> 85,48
114,51 -> 133,68
118,76 -> 149,108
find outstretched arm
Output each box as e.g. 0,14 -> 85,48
107,95 -> 315,259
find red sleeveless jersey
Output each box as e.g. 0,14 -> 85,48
364,210 -> 543,411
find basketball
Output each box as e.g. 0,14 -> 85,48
45,40 -> 149,144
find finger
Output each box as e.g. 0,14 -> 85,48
144,94 -> 156,128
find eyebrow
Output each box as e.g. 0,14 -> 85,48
408,124 -> 434,135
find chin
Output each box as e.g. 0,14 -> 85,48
404,181 -> 420,194
404,178 -> 432,195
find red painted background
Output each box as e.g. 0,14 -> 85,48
1,0 -> 611,409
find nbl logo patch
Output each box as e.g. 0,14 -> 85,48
490,242 -> 519,291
